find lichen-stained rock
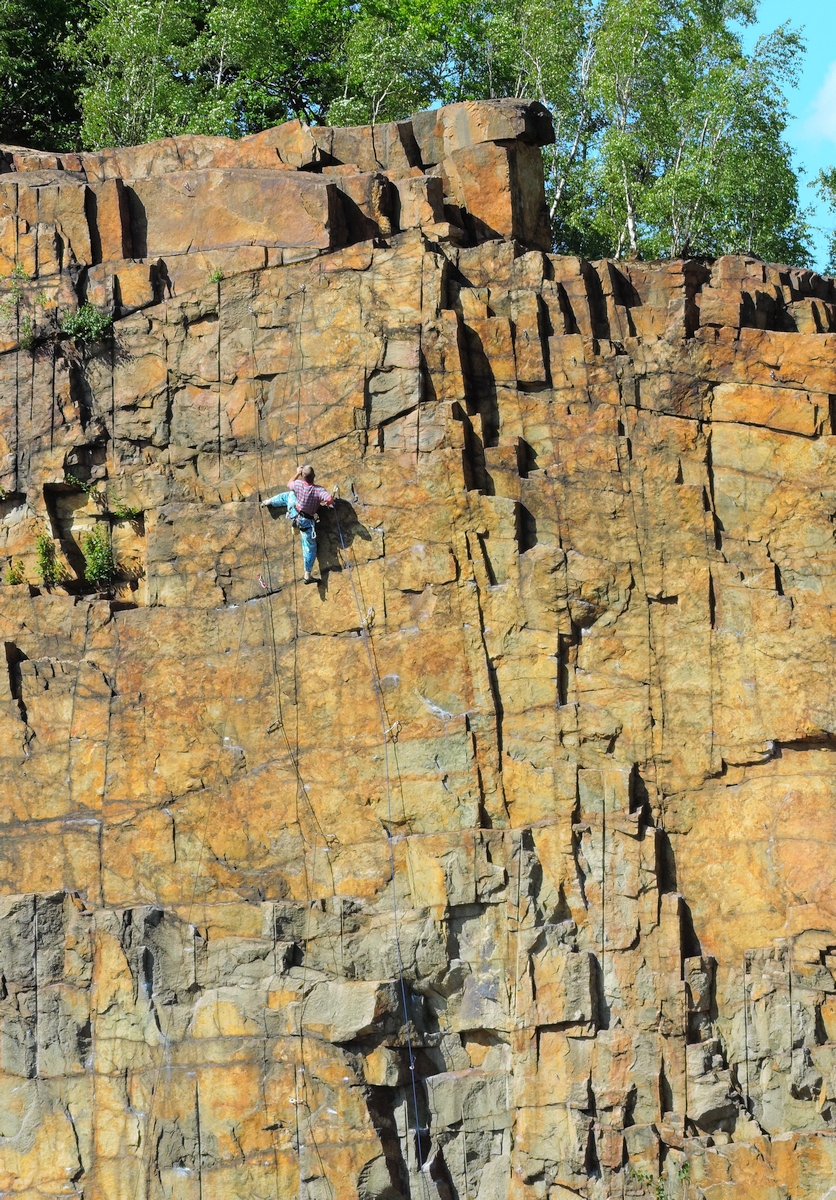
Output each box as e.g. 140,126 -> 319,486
0,102 -> 835,1200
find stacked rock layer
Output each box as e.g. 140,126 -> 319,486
0,100 -> 834,1200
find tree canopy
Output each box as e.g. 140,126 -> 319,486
0,0 -> 819,265
818,169 -> 836,273
0,0 -> 88,147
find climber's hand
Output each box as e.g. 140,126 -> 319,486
331,485 -> 340,501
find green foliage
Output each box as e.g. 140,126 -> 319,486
62,0 -> 353,144
60,303 -> 112,343
327,7 -> 450,126
0,0 -> 89,149
18,313 -> 35,351
4,559 -> 25,585
81,522 -> 116,586
0,263 -> 29,319
65,471 -> 104,504
630,1161 -> 691,1200
107,492 -> 142,521
817,168 -> 836,274
66,472 -> 141,520
0,266 -> 54,349
209,0 -> 354,128
496,0 -> 810,262
35,531 -> 65,587
208,268 -> 225,283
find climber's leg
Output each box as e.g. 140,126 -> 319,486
297,516 -> 317,579
262,491 -> 294,509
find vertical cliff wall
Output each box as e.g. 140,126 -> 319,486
0,100 -> 835,1200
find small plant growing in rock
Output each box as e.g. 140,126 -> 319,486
65,472 -> 105,505
66,473 -> 141,522
0,265 -> 43,349
35,531 -> 65,587
0,262 -> 29,310
81,523 -> 116,586
18,313 -> 35,351
4,560 -> 25,585
208,268 -> 225,283
107,491 -> 142,521
629,1163 -> 690,1200
60,303 -> 112,344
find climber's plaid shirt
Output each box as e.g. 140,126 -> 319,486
289,478 -> 333,516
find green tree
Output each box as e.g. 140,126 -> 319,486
817,168 -> 836,273
499,0 -> 811,262
0,0 -> 91,148
325,0 -> 810,263
327,11 -> 448,125
212,0 -> 353,128
326,0 -> 523,124
65,0 -> 354,145
64,0 -> 232,147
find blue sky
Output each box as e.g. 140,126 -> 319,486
747,0 -> 834,267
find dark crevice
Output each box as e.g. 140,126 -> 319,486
515,502 -> 537,553
655,827 -> 678,894
461,326 -> 500,448
703,434 -> 724,550
362,1089 -> 409,1200
557,630 -> 580,707
515,437 -> 538,478
580,262 -> 610,340
708,572 -> 716,628
476,533 -> 497,586
454,403 -> 491,493
774,736 -> 836,753
679,901 -> 702,963
486,661 -> 504,757
84,188 -> 102,266
69,363 -> 93,430
4,641 -> 28,724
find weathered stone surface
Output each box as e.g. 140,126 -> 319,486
0,100 -> 834,1200
412,98 -> 554,166
131,168 -> 347,255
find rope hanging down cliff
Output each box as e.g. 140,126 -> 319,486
133,280 -> 333,1200
333,503 -> 431,1195
254,284 -> 429,1193
251,284 -> 336,1200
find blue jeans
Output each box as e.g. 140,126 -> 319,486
264,492 -> 318,574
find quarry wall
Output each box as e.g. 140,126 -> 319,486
0,99 -> 834,1199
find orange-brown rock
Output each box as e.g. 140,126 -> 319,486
0,99 -> 834,1200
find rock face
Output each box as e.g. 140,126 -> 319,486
0,99 -> 835,1200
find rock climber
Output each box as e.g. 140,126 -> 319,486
261,464 -> 334,583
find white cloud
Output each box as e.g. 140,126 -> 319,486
806,60 -> 836,143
